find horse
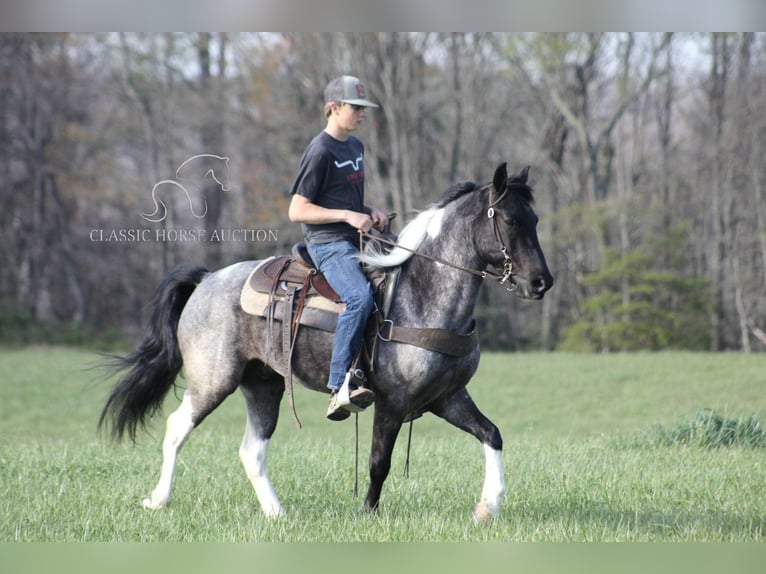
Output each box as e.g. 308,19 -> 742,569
100,162 -> 553,522
140,154 -> 231,223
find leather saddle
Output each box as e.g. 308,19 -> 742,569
240,239 -> 395,330
248,246 -> 342,304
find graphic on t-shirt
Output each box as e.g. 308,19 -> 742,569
334,154 -> 364,171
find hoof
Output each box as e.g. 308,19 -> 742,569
142,497 -> 166,510
471,501 -> 495,524
263,507 -> 286,520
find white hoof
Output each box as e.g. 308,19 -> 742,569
471,501 -> 496,524
142,496 -> 167,510
263,505 -> 286,520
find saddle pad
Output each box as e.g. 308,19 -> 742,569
241,289 -> 344,316
240,259 -> 345,331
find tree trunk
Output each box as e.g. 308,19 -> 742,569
707,33 -> 729,351
46,173 -> 85,324
448,33 -> 464,182
197,32 -> 227,269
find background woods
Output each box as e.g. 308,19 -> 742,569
1,32 -> 765,352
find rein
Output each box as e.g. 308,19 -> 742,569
360,183 -> 517,291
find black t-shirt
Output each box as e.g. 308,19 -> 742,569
290,131 -> 366,244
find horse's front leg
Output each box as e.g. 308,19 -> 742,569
431,388 -> 505,522
364,408 -> 403,513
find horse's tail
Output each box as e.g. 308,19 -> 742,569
99,264 -> 209,442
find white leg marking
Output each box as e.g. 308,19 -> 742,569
143,393 -> 195,509
239,426 -> 285,519
473,444 -> 505,523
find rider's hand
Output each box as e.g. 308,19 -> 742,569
369,207 -> 388,231
346,211 -> 374,233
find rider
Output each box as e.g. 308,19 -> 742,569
288,75 -> 388,421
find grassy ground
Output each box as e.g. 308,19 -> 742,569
0,347 -> 764,541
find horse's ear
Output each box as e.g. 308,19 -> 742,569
509,165 -> 530,185
493,162 -> 508,192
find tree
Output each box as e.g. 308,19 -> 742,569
196,32 -> 229,268
560,228 -> 710,352
0,34 -> 88,325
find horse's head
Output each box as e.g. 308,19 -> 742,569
480,163 -> 553,300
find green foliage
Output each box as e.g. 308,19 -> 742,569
0,304 -> 127,350
560,228 -> 711,352
644,409 -> 766,449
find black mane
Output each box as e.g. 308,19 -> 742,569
508,179 -> 535,206
434,180 -> 482,208
434,177 -> 534,209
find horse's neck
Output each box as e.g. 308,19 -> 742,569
394,205 -> 484,332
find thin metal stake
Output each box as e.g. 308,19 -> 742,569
404,419 -> 414,478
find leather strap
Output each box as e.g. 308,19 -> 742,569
293,274 -> 312,338
379,319 -> 479,357
282,287 -> 302,428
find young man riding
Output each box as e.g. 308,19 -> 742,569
288,75 -> 388,421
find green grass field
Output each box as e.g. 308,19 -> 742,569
1,346 -> 764,541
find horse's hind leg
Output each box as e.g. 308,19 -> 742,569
238,363 -> 285,518
143,392 -> 195,509
143,360 -> 242,509
431,388 -> 505,523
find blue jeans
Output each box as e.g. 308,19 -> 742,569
307,240 -> 373,391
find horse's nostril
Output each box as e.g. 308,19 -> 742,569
532,277 -> 548,293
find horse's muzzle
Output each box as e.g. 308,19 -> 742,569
513,270 -> 553,300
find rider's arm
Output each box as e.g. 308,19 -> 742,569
289,194 -> 372,231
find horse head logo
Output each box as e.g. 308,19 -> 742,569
140,154 -> 231,223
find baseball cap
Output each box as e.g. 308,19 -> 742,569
324,75 -> 379,108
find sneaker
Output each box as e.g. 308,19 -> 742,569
326,383 -> 376,421
326,391 -> 351,421
347,384 -> 375,409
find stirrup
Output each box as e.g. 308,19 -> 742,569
336,370 -> 372,412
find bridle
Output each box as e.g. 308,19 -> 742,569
487,182 -> 515,289
361,182 -> 517,292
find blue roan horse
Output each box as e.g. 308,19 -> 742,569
100,163 -> 553,522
